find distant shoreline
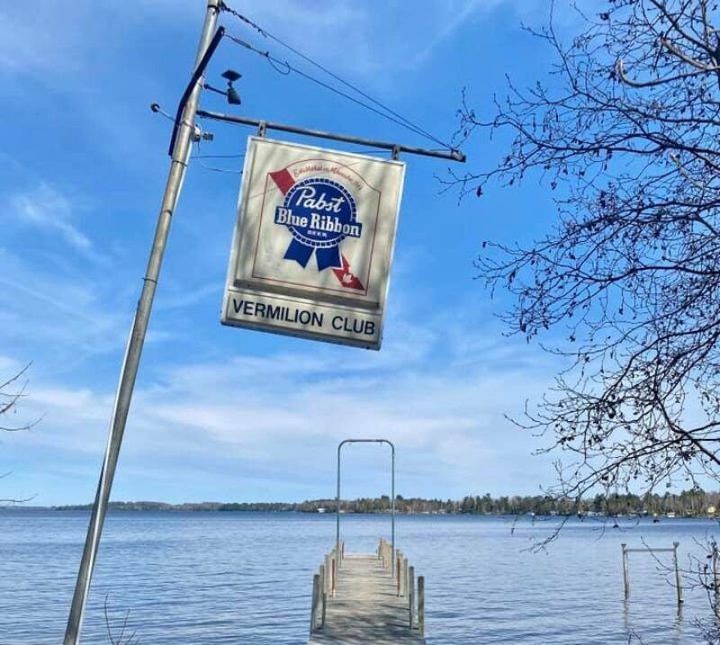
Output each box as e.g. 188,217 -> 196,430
2,507 -> 718,521
4,492 -> 720,520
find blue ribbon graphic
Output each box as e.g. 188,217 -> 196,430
284,240 -> 342,270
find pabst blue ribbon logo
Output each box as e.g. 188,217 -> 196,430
270,168 -> 365,291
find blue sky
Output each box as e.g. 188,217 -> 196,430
1,1 -> 587,506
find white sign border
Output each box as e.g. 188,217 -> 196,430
220,136 -> 405,350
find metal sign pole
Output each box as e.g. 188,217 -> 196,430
63,3 -> 221,643
335,439 -> 396,577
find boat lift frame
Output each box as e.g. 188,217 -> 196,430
336,439 -> 396,577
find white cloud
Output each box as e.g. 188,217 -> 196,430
0,247 -> 129,367
9,183 -> 92,251
0,1 -> 529,84
0,10 -> 81,76
10,315 -> 559,503
232,0 -> 497,78
157,282 -> 222,311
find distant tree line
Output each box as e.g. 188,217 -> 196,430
51,489 -> 720,517
448,489 -> 717,517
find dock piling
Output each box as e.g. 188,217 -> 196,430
404,557 -> 409,601
622,543 -> 629,599
396,551 -> 402,596
331,554 -> 337,596
673,542 -> 683,605
310,573 -> 321,634
322,589 -> 327,628
713,543 -> 720,614
319,564 -> 327,629
324,554 -> 330,593
418,575 -> 425,636
408,565 -> 415,629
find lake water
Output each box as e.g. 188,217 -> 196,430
1,511 -> 718,644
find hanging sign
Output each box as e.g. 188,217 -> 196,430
221,137 -> 405,350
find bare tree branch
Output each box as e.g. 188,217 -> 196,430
455,1 -> 720,512
0,363 -> 40,505
104,594 -> 138,645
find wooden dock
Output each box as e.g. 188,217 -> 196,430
308,539 -> 425,644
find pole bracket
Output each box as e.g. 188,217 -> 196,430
168,26 -> 225,157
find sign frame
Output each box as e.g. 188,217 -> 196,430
221,136 -> 405,350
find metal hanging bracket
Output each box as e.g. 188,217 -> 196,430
197,109 -> 466,163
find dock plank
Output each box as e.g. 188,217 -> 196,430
308,554 -> 425,644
